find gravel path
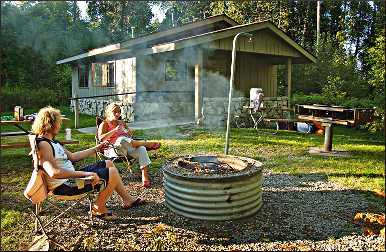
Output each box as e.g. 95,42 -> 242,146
29,168 -> 385,251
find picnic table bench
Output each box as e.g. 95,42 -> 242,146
1,117 -> 79,149
1,139 -> 79,149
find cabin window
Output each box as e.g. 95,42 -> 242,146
78,65 -> 89,88
165,60 -> 187,81
92,62 -> 115,87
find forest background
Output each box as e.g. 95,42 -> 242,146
1,1 -> 385,133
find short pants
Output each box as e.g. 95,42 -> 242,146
52,161 -> 109,196
104,137 -> 151,169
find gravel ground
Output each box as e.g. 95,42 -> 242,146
26,167 -> 385,251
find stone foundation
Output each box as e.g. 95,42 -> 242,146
202,97 -> 248,127
70,95 -> 289,125
71,96 -> 193,122
70,99 -> 134,122
134,101 -> 194,121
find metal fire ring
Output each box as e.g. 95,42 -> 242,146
162,154 -> 263,221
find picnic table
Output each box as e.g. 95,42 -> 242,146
1,117 -> 79,149
295,104 -> 374,154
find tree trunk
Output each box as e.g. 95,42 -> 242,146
277,0 -> 281,28
120,0 -> 127,41
72,1 -> 77,22
302,0 -> 311,46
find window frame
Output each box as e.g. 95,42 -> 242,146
92,62 -> 116,87
78,64 -> 89,88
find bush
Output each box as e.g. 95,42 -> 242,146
0,85 -> 70,112
291,93 -> 376,108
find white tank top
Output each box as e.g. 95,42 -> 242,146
39,138 -> 75,190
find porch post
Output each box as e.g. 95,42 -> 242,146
195,48 -> 204,123
74,93 -> 79,129
286,57 -> 292,101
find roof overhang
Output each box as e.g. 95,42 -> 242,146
152,21 -> 317,64
57,14 -> 238,65
57,18 -> 316,65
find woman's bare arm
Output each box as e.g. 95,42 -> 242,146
98,121 -> 118,142
120,121 -> 133,138
65,144 -> 106,163
38,141 -> 96,179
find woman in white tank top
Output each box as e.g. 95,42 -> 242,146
32,106 -> 146,220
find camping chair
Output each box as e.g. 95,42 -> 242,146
95,117 -> 149,175
24,134 -> 106,234
248,92 -> 279,133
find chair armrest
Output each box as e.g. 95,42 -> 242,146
72,176 -> 95,190
75,175 -> 94,181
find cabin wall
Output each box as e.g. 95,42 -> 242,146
135,49 -> 195,121
202,50 -> 278,126
236,53 -> 278,97
70,58 -> 137,121
68,27 -> 300,125
204,29 -> 301,57
204,50 -> 231,98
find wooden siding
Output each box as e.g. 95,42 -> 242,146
205,50 -> 231,98
235,54 -> 277,97
72,58 -> 136,101
115,58 -> 136,103
205,50 -> 278,98
204,28 -> 301,58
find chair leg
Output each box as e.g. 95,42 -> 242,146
34,203 -> 41,233
88,194 -> 94,226
31,206 -> 48,236
44,198 -> 92,228
29,207 -> 69,250
124,158 -> 142,180
124,156 -> 134,174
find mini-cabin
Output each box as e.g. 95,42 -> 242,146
57,14 -> 316,126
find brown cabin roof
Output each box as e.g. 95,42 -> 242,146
57,14 -> 238,64
57,14 -> 316,65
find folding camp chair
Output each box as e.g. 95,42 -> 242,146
24,134 -> 105,234
240,90 -> 279,133
95,117 -> 149,176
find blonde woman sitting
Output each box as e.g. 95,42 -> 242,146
32,106 -> 145,221
98,103 -> 161,188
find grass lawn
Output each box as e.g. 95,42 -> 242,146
1,107 -> 384,250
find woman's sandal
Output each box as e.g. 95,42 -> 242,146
142,180 -> 150,188
146,142 -> 161,151
123,198 -> 146,209
91,207 -> 118,221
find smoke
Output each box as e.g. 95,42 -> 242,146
129,36 -> 247,137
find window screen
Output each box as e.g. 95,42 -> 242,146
165,60 -> 187,81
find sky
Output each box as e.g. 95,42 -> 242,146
77,1 -> 166,23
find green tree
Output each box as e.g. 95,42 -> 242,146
1,1 -> 109,110
87,0 -> 153,42
159,1 -> 211,30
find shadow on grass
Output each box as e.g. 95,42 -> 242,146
328,172 -> 385,179
15,171 -> 385,250
3,124 -> 384,249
